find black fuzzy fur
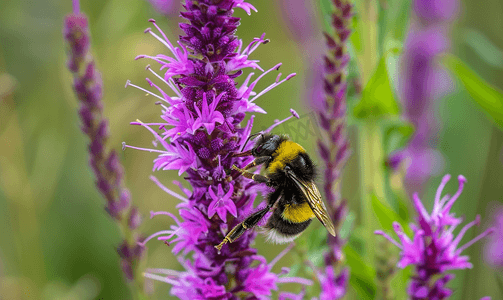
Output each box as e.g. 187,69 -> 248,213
251,135 -> 318,237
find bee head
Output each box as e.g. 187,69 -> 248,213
252,134 -> 282,157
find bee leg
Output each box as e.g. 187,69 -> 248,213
215,206 -> 271,251
242,156 -> 270,170
231,165 -> 270,184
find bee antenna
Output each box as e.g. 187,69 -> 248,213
239,132 -> 262,152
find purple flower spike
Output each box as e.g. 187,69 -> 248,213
316,0 -> 352,224
376,175 -> 494,299
306,1 -> 353,298
315,266 -> 348,300
395,0 -> 458,194
126,1 -> 310,297
63,3 -> 143,282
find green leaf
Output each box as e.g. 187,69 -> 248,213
349,15 -> 362,54
287,263 -> 301,278
354,48 -> 401,119
463,28 -> 503,68
395,189 -> 411,224
371,193 -> 411,235
339,211 -> 355,240
345,243 -> 377,300
383,118 -> 415,155
390,267 -> 413,300
307,247 -> 329,267
443,54 -> 503,129
379,0 -> 412,43
299,225 -> 330,267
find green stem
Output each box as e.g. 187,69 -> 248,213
359,121 -> 386,263
120,215 -> 145,300
357,0 -> 379,85
356,0 -> 382,266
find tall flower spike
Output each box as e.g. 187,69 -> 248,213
63,0 -> 144,284
375,175 -> 494,300
126,1 -> 309,298
389,0 -> 457,193
310,0 -> 352,299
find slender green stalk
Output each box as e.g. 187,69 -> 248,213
357,0 -> 379,85
359,121 -> 386,264
355,0 -> 384,268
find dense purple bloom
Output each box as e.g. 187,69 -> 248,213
392,0 -> 458,193
316,0 -> 352,205
483,205 -> 503,268
125,1 -> 311,298
376,175 -> 494,299
63,3 -> 143,281
313,266 -> 349,300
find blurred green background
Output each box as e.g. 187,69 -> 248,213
0,0 -> 502,299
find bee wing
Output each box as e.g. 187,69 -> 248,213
286,170 -> 336,236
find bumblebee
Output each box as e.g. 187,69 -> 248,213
215,134 -> 336,251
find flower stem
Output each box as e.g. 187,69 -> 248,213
359,121 -> 386,264
355,0 -> 382,267
356,0 -> 379,85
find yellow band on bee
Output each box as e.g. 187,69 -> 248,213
268,141 -> 306,173
281,202 -> 315,223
